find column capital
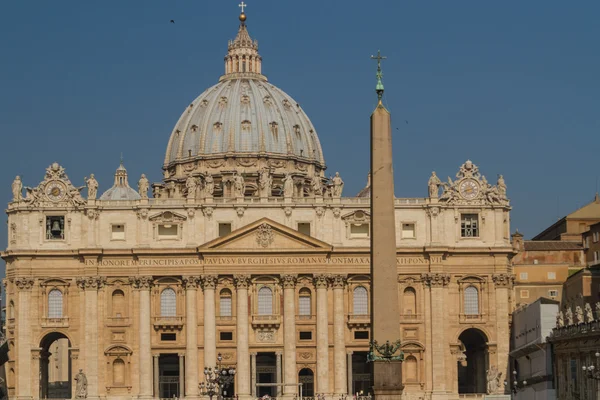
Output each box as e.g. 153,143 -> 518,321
330,274 -> 347,288
153,354 -> 160,359
183,275 -> 202,290
421,272 -> 450,287
492,273 -> 515,288
76,276 -> 107,290
281,274 -> 297,289
234,274 -> 251,289
14,277 -> 35,290
201,274 -> 218,290
129,275 -> 154,290
313,274 -> 329,289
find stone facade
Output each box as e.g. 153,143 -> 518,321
2,10 -> 515,400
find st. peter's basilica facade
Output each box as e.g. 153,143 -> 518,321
3,9 -> 515,400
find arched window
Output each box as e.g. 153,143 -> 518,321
353,286 -> 368,315
403,287 -> 417,315
298,368 -> 314,396
113,358 -> 125,385
404,356 -> 418,382
258,287 -> 273,315
299,288 -> 312,317
112,290 -> 125,318
161,288 -> 177,317
48,289 -> 63,318
464,286 -> 479,315
220,289 -> 232,317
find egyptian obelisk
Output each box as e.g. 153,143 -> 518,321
369,51 -> 404,399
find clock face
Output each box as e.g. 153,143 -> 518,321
45,181 -> 66,202
459,179 -> 480,200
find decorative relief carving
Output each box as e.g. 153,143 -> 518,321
234,274 -> 251,289
313,274 -> 329,289
136,208 -> 149,220
76,276 -> 106,290
201,275 -> 218,290
22,163 -> 86,208
10,222 -> 17,244
256,223 -> 275,248
315,206 -> 325,218
183,276 -> 201,290
492,274 -> 515,288
299,352 -> 312,360
236,157 -> 256,167
281,274 -> 297,289
236,207 -> 246,217
257,330 -> 275,343
207,160 -> 226,168
129,276 -> 153,290
332,207 -> 341,218
203,206 -> 214,218
421,273 -> 450,287
284,206 -> 293,217
14,277 -> 35,290
438,160 -> 508,206
85,209 -> 99,220
267,160 -> 286,169
330,274 -> 347,288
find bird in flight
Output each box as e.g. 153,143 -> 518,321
170,20 -> 175,24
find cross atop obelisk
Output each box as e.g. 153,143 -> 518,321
370,50 -> 387,102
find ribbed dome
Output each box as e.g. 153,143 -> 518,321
99,162 -> 141,201
163,13 -> 325,171
164,79 -> 325,167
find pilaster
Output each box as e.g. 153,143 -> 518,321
314,274 -> 329,396
129,276 -> 154,399
281,274 -> 298,397
15,277 -> 34,400
331,275 -> 347,395
235,275 -> 252,400
202,275 -> 218,369
184,276 -> 201,398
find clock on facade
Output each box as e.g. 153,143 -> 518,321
459,179 -> 480,200
45,181 -> 66,202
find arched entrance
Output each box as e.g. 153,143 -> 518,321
458,328 -> 488,394
298,368 -> 314,396
40,332 -> 72,399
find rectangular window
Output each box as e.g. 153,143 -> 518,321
220,296 -> 232,317
402,223 -> 416,239
299,331 -> 312,340
219,223 -> 232,237
158,224 -> 178,238
46,216 -> 65,240
354,331 -> 369,340
111,224 -> 125,240
548,290 -> 559,297
586,237 -> 591,248
520,290 -> 530,299
595,251 -> 600,262
220,331 -> 233,341
460,214 -> 479,237
547,271 -> 556,280
161,333 -> 176,341
594,232 -> 600,243
297,222 -> 311,236
350,223 -> 369,238
298,295 -> 311,316
519,272 -> 528,280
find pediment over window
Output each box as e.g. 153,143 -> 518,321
456,275 -> 486,284
40,278 -> 70,287
149,211 -> 187,223
199,218 -> 332,251
341,210 -> 370,225
104,344 -> 132,356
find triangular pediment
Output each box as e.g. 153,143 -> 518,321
200,218 -> 332,251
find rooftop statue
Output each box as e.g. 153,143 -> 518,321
85,174 -> 98,200
12,176 -> 22,202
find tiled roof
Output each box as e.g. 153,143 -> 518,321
523,241 -> 583,251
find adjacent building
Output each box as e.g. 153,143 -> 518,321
2,9 -> 516,400
533,194 -> 600,242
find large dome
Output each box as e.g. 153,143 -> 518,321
164,78 -> 325,166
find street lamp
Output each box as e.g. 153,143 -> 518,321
582,352 -> 600,380
199,353 -> 237,400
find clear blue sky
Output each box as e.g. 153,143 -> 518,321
1,1 -> 599,260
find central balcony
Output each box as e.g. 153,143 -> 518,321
153,316 -> 184,331
347,313 -> 370,329
106,316 -> 131,327
251,314 -> 281,329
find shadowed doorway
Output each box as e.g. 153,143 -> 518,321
458,328 -> 488,394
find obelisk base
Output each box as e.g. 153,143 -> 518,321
372,361 -> 404,400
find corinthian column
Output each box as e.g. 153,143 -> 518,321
234,275 -> 251,400
130,276 -> 154,399
281,274 -> 298,397
184,276 -> 201,398
77,276 -> 106,400
15,277 -> 34,400
202,275 -> 218,369
331,275 -> 347,395
314,274 -> 330,396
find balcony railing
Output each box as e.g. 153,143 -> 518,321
297,314 -> 315,323
153,316 -> 184,330
347,313 -> 370,328
41,317 -> 69,328
400,313 -> 422,322
106,316 -> 131,327
216,315 -> 236,325
251,314 -> 281,328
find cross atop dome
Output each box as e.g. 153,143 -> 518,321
224,2 -> 263,78
239,2 -> 247,14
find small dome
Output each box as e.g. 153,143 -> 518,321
99,162 -> 141,201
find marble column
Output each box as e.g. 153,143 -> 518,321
78,276 -> 105,400
282,274 -> 298,397
331,275 -> 347,395
347,352 -> 353,396
202,275 -> 218,369
179,353 -> 185,397
251,352 -> 258,398
15,277 -> 34,400
184,276 -> 201,398
153,354 -> 160,398
314,274 -> 330,395
423,274 -> 449,398
276,352 -> 283,397
130,276 -> 154,399
493,274 -> 513,397
235,275 -> 252,400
